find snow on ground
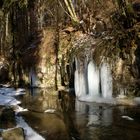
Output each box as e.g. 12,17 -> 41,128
0,88 -> 26,96
0,94 -> 21,106
44,109 -> 56,113
0,87 -> 26,106
121,116 -> 134,121
14,105 -> 28,114
16,116 -> 45,140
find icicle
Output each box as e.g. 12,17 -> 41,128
74,70 -> 80,97
100,63 -> 112,98
88,61 -> 100,97
78,69 -> 87,97
74,57 -> 87,98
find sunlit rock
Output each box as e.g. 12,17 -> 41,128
2,127 -> 24,140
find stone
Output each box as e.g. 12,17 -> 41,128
2,127 -> 25,140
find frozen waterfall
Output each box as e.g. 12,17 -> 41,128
74,58 -> 87,98
88,61 -> 100,97
100,63 -> 112,98
74,58 -> 113,103
74,70 -> 87,97
74,70 -> 80,97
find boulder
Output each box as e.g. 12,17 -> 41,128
2,127 -> 25,140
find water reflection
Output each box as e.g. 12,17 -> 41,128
20,88 -> 140,140
75,101 -> 113,127
22,88 -> 61,112
60,94 -> 81,140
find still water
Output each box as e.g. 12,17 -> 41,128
19,88 -> 140,140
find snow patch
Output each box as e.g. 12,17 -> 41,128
0,87 -> 26,106
16,116 -> 45,140
121,116 -> 134,121
44,109 -> 56,113
0,94 -> 21,106
0,88 -> 26,96
78,96 -> 116,105
14,105 -> 28,114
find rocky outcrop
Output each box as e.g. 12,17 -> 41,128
66,1 -> 140,98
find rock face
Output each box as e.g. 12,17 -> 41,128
67,20 -> 140,98
2,127 -> 25,140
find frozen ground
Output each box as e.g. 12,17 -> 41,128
0,87 -> 25,106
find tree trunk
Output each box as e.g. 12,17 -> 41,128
54,0 -> 60,90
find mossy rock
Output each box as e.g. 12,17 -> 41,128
2,127 -> 25,140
